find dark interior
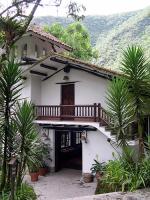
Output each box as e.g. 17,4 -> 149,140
55,130 -> 82,171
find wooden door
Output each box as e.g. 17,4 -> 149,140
61,84 -> 75,120
55,131 -> 82,171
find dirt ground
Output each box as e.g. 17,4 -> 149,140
25,168 -> 96,200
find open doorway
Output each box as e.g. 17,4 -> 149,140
55,130 -> 82,172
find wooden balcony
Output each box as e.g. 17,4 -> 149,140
34,104 -> 111,125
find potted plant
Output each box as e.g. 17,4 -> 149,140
38,143 -> 52,176
28,164 -> 39,182
39,162 -> 50,176
90,159 -> 105,180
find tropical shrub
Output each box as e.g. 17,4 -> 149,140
0,183 -> 37,200
16,183 -> 37,200
96,154 -> 150,194
90,159 -> 105,175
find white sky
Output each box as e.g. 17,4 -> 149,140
35,0 -> 150,16
1,0 -> 150,17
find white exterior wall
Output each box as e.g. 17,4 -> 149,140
31,75 -> 41,105
41,68 -> 109,108
20,76 -> 31,101
39,127 -> 55,171
82,130 -> 120,173
16,35 -> 66,59
16,35 -> 52,59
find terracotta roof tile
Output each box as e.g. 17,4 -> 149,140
27,25 -> 72,51
54,53 -> 122,76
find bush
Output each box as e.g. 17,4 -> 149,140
0,183 -> 37,200
90,159 -> 106,175
16,182 -> 37,200
96,155 -> 150,194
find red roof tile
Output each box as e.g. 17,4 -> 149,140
27,25 -> 72,51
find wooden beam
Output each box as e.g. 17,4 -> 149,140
20,62 -> 34,66
40,63 -> 57,71
30,70 -> 47,77
42,67 -> 65,81
51,43 -> 57,52
50,57 -> 68,64
50,57 -> 112,80
39,124 -> 97,131
56,81 -> 79,85
21,56 -> 37,62
70,64 -> 112,80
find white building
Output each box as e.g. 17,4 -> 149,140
17,25 -> 123,175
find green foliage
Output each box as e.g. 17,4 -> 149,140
0,183 -> 37,200
90,160 -> 105,175
44,22 -> 99,61
106,78 -> 134,146
0,58 -> 22,108
16,183 -> 37,200
14,101 -> 42,185
106,45 -> 150,154
96,152 -> 150,194
34,6 -> 150,67
0,58 -> 22,191
121,45 -> 150,115
44,23 -> 64,39
96,7 -> 150,68
120,45 -> 150,156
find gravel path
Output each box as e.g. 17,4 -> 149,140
25,169 -> 96,200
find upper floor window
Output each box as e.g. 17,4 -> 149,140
22,44 -> 27,57
42,48 -> 47,56
35,45 -> 39,58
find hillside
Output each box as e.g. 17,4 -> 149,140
33,7 -> 150,69
33,12 -> 136,46
96,7 -> 150,68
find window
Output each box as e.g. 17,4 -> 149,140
76,132 -> 82,144
35,45 -> 39,58
22,44 -> 27,57
61,132 -> 71,148
42,48 -> 47,56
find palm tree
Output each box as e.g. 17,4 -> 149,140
121,45 -> 150,158
106,46 -> 150,158
14,101 -> 42,187
106,78 -> 134,147
0,58 -> 22,191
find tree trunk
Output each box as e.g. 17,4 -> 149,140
138,116 -> 144,160
0,134 -> 7,191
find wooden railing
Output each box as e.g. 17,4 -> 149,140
34,104 -> 111,125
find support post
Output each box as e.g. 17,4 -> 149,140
94,103 -> 97,122
98,103 -> 101,123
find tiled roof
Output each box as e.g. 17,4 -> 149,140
52,53 -> 122,76
27,25 -> 72,51
23,52 -> 121,78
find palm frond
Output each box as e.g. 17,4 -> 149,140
106,78 -> 134,146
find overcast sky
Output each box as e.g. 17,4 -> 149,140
2,0 -> 150,16
35,0 -> 150,16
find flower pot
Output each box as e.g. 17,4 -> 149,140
39,167 -> 47,176
30,172 -> 39,182
95,171 -> 103,180
83,173 -> 94,183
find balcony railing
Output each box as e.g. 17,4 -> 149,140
34,104 -> 111,125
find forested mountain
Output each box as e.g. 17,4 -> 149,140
33,11 -> 136,46
96,7 -> 150,68
33,6 -> 150,69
